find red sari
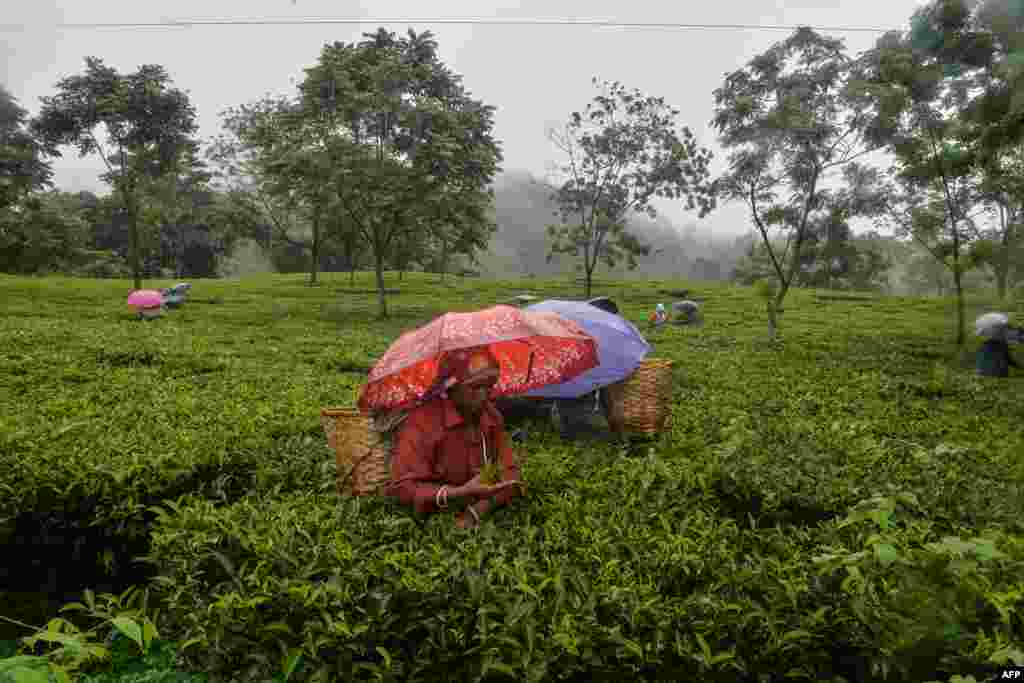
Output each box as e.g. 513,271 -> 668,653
386,396 -> 522,514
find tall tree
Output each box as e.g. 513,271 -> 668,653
713,28 -> 882,340
32,57 -> 198,289
851,2 -> 1002,344
295,29 -> 502,317
547,78 -> 715,298
905,0 -> 1024,301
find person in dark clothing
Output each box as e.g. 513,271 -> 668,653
976,329 -> 1019,377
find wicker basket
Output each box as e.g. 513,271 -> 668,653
320,407 -> 391,496
605,358 -> 675,435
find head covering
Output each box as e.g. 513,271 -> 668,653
976,312 -> 1009,338
656,304 -> 666,313
411,346 -> 501,407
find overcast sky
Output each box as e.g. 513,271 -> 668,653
3,0 -> 928,237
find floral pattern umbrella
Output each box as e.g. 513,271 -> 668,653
357,305 -> 599,414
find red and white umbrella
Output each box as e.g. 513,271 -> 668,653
357,305 -> 599,414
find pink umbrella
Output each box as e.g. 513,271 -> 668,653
127,290 -> 164,312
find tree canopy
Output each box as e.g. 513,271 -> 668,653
32,57 -> 198,289
546,78 -> 715,298
713,27 -> 884,339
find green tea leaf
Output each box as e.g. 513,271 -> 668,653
110,617 -> 144,653
874,543 -> 899,566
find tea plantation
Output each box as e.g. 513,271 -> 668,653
2,272 -> 1023,682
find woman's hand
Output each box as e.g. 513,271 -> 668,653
451,474 -> 520,501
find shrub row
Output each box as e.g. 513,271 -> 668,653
144,431 -> 1024,682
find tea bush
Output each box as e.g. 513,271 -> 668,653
2,272 -> 1023,681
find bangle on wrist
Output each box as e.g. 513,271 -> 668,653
467,504 -> 481,525
435,485 -> 449,509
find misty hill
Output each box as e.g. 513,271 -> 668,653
477,170 -> 752,281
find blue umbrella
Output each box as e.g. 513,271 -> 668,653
523,300 -> 651,399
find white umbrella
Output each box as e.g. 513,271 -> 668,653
975,312 -> 1009,338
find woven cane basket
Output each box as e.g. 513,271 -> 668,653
606,358 -> 675,435
320,408 -> 390,496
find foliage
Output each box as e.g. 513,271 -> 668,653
849,0 -> 1024,342
31,57 -> 199,289
0,587 -> 181,683
713,27 -> 884,339
1,271 -> 1022,682
0,85 -> 52,213
799,232 -> 895,292
206,95 -> 314,257
0,190 -> 91,275
546,79 -> 715,298
255,28 -> 503,314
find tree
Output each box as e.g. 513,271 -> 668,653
974,135 -> 1024,299
0,85 -> 53,212
713,28 -> 883,340
32,57 -> 198,290
423,173 -> 496,282
546,78 -> 715,298
901,0 -> 1024,301
293,29 -> 502,317
850,2 -> 1002,344
208,96 -> 316,255
0,190 -> 90,274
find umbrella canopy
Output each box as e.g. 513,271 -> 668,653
358,305 -> 599,414
523,299 -> 651,399
586,297 -> 619,314
127,290 -> 164,311
976,312 -> 1009,338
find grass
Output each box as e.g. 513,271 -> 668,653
1,271 -> 1023,681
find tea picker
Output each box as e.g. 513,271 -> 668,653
672,300 -> 702,326
520,299 -> 651,439
161,282 -> 192,309
338,305 -> 598,530
974,312 -> 1019,378
649,303 -> 669,328
127,290 -> 165,320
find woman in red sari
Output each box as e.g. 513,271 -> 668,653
385,346 -> 523,529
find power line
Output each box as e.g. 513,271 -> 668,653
0,16 -> 898,33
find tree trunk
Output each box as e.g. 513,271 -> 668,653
375,253 -> 388,319
953,266 -> 965,347
343,234 -> 356,286
995,261 -> 1008,301
996,223 -> 1012,301
126,191 -> 142,291
309,208 -> 321,286
584,263 -> 594,299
